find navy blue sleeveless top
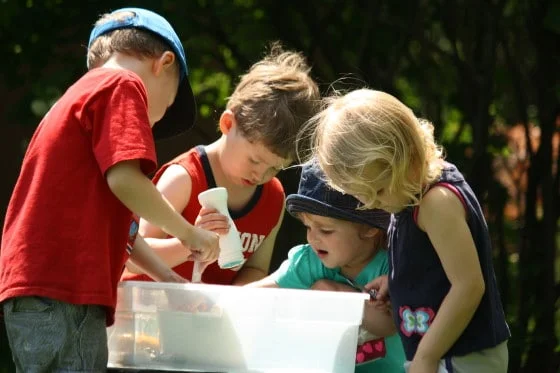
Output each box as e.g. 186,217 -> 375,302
387,162 -> 510,360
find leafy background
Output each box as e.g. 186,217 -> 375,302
0,0 -> 559,372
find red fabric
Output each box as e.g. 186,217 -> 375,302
356,338 -> 387,364
122,147 -> 285,284
0,68 -> 157,325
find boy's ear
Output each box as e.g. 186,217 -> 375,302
219,110 -> 236,134
153,51 -> 176,76
362,226 -> 379,238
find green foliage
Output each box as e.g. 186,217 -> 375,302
0,0 -> 558,372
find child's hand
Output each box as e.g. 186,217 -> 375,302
364,297 -> 393,317
195,207 -> 230,235
364,275 -> 391,311
162,270 -> 189,283
311,279 -> 355,292
364,275 -> 389,299
408,356 -> 440,373
181,227 -> 219,262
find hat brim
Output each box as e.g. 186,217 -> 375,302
152,78 -> 197,140
286,195 -> 389,231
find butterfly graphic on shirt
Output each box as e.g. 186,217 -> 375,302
399,306 -> 435,337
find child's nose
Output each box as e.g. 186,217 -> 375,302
306,230 -> 318,244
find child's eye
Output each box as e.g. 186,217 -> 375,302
250,158 -> 260,165
320,229 -> 333,235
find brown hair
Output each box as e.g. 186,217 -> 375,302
226,42 -> 320,160
87,10 -> 179,74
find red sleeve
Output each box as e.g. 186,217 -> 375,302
88,76 -> 157,176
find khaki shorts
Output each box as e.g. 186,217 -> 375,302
404,341 -> 508,373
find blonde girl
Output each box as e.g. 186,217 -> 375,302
308,89 -> 509,373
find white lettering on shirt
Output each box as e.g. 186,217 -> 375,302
239,232 -> 265,253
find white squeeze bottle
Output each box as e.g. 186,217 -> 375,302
197,187 -> 245,269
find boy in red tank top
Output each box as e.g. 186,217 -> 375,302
122,43 -> 320,285
0,8 -> 219,371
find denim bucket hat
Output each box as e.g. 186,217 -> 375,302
88,7 -> 196,140
286,162 -> 390,231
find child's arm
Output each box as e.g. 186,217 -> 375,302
123,237 -> 190,274
361,300 -> 397,337
244,274 -> 280,288
411,186 -> 485,370
127,234 -> 186,282
134,164 -> 215,267
106,160 -> 218,262
232,207 -> 285,285
246,245 -> 320,289
125,237 -> 190,273
312,279 -> 396,337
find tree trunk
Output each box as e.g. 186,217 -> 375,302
520,13 -> 559,370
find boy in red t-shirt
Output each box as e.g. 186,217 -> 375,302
121,43 -> 320,285
0,7 -> 219,371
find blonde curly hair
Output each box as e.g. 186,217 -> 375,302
306,89 -> 444,209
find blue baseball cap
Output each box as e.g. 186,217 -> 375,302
88,7 -> 196,140
286,162 -> 390,231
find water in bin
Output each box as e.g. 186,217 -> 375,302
108,283 -> 363,373
109,283 -> 248,371
158,286 -> 248,370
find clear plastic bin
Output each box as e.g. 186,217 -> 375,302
107,281 -> 368,373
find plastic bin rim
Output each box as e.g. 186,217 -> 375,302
118,281 -> 370,301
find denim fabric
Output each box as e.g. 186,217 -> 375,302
3,296 -> 107,372
286,161 -> 390,230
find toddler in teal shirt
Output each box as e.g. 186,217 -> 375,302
249,161 -> 406,372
